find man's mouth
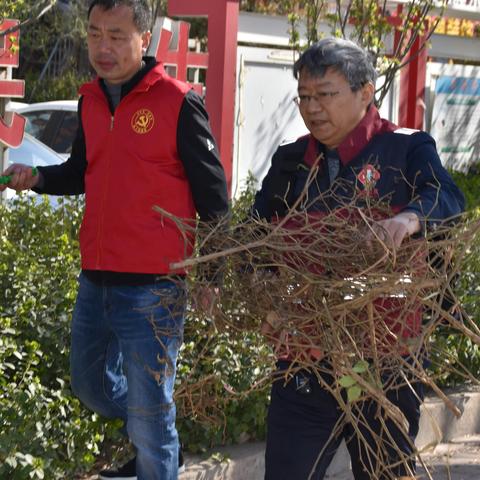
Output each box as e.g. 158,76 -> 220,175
96,59 -> 116,70
310,119 -> 328,128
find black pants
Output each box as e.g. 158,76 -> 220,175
265,361 -> 424,480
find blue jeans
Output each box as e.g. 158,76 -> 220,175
70,273 -> 185,480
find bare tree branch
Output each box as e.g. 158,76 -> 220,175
0,0 -> 57,38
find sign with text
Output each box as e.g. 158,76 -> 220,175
431,16 -> 480,38
430,74 -> 480,172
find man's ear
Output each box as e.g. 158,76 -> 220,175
142,31 -> 152,52
361,82 -> 375,106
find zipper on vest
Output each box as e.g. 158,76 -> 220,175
96,116 -> 114,268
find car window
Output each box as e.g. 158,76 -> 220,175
22,111 -> 53,139
51,111 -> 78,154
8,134 -> 64,168
4,134 -> 66,205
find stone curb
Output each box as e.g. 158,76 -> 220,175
179,388 -> 480,480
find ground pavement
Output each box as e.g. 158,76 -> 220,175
179,387 -> 480,480
177,435 -> 480,480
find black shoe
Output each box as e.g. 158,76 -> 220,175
178,447 -> 185,474
99,457 -> 136,480
99,448 -> 185,479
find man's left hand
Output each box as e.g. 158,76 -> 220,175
370,212 -> 421,249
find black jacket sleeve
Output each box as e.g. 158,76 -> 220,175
177,90 -> 229,221
33,97 -> 86,195
177,90 -> 229,283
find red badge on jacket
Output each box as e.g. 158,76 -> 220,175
357,164 -> 380,197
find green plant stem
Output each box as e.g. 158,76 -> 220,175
0,166 -> 38,185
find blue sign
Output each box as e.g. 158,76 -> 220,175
436,76 -> 480,95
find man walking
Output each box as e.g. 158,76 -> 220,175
1,1 -> 228,479
252,38 -> 464,480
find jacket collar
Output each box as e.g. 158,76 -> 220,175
304,106 -> 397,167
79,57 -> 167,104
117,56 -> 160,97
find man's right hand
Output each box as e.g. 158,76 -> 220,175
0,163 -> 40,192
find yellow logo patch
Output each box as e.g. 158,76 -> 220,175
131,109 -> 154,134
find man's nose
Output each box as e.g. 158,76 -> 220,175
97,37 -> 112,52
305,98 -> 324,113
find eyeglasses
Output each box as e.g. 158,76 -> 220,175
293,91 -> 340,107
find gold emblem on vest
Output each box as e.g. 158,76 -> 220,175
131,109 -> 154,134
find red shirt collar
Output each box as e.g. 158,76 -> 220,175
304,106 -> 397,167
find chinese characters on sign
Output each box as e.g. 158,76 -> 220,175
154,19 -> 208,96
0,19 -> 26,148
431,16 -> 480,37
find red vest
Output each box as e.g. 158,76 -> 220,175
78,65 -> 196,274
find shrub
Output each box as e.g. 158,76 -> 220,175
429,172 -> 480,386
176,328 -> 270,452
429,208 -> 480,386
450,170 -> 480,210
0,195 -> 113,479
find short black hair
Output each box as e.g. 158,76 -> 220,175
88,0 -> 151,32
294,38 -> 377,91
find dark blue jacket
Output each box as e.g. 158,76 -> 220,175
252,114 -> 464,225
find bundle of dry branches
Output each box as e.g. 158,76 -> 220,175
154,180 -> 480,478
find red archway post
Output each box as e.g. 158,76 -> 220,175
393,6 -> 428,130
398,34 -> 428,130
167,0 -> 240,193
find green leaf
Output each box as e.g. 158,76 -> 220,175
352,360 -> 369,374
338,375 -> 356,388
347,385 -> 362,402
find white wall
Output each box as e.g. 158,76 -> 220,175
232,46 -> 308,197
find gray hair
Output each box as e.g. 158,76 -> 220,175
293,38 -> 377,91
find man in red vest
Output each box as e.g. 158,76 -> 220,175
0,1 -> 228,479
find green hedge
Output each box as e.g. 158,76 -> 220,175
430,171 -> 480,386
450,171 -> 480,210
0,195 -> 116,479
